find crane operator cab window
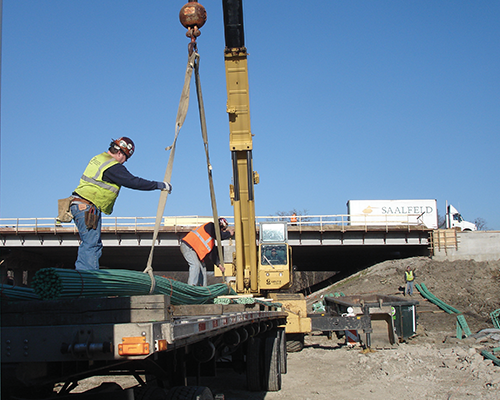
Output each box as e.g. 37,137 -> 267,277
261,244 -> 287,266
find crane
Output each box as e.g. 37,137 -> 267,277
180,0 -> 311,349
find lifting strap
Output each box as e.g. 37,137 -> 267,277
193,55 -> 225,280
144,50 -> 226,290
143,51 -> 197,292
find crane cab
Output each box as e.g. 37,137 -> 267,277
258,222 -> 292,291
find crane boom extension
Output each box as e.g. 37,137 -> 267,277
222,0 -> 258,293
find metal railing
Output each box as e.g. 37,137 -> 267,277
0,214 -> 433,233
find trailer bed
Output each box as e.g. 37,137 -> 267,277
1,294 -> 287,397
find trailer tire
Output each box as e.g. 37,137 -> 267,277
264,333 -> 282,391
166,386 -> 214,400
279,328 -> 287,374
286,333 -> 304,353
134,385 -> 168,400
246,336 -> 262,391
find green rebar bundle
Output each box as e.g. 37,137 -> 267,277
31,268 -> 235,305
416,282 -> 460,314
0,284 -> 40,301
416,282 -> 471,338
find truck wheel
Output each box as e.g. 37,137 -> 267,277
286,333 -> 304,353
134,385 -> 168,400
264,332 -> 282,391
246,336 -> 262,391
166,386 -> 214,400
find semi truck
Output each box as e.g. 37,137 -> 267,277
347,199 -> 439,229
347,199 -> 477,231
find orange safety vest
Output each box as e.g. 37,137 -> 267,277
182,223 -> 215,260
291,214 -> 297,223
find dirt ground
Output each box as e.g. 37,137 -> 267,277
73,257 -> 500,399
202,256 -> 500,400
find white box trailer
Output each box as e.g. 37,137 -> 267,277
347,199 -> 438,229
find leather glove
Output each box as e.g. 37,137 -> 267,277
162,182 -> 172,194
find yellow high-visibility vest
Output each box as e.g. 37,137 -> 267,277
74,152 -> 121,215
405,270 -> 414,281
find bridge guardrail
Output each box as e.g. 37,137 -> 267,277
0,214 -> 431,233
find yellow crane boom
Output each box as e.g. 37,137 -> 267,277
222,0 -> 259,293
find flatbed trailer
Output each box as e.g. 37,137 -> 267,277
1,294 -> 287,399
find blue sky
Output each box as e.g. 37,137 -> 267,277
1,1 -> 499,229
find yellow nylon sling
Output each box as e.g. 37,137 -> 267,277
193,55 -> 225,279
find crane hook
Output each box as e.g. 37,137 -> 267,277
179,1 -> 207,55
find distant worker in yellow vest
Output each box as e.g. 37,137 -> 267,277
71,137 -> 172,271
180,218 -> 234,286
405,266 -> 416,296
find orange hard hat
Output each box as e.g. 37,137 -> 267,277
111,137 -> 135,158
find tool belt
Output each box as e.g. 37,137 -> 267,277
84,205 -> 99,230
71,196 -> 92,205
70,196 -> 99,230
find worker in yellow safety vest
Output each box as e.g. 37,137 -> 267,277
70,137 -> 172,271
404,266 -> 416,296
180,218 -> 234,286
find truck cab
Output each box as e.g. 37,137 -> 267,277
446,204 -> 477,231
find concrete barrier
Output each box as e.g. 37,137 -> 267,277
432,231 -> 500,262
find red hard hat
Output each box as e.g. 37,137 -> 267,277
112,137 -> 135,158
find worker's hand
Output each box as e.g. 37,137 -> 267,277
162,182 -> 172,194
218,264 -> 225,273
227,227 -> 235,236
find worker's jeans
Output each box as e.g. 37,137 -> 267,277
71,203 -> 102,271
406,280 -> 414,296
180,241 -> 207,286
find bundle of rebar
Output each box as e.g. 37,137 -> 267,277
0,284 -> 40,301
31,268 -> 235,304
416,282 -> 471,338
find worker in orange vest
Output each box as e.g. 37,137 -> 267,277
291,212 -> 297,225
180,218 -> 234,286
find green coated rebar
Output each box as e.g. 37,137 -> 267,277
31,268 -> 235,305
0,284 -> 40,300
416,282 -> 471,338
